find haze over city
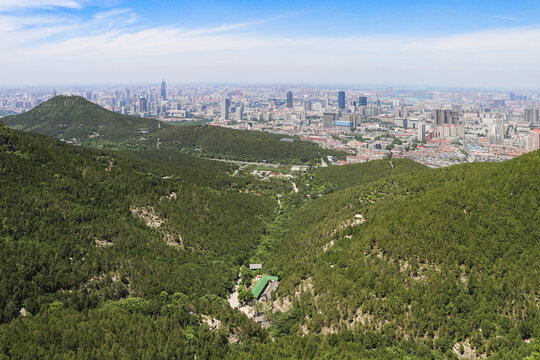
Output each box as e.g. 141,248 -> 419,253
2,0 -> 540,88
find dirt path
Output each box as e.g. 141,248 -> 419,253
228,271 -> 241,308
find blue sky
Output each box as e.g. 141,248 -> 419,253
1,0 -> 540,88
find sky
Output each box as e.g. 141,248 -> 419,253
1,0 -> 540,88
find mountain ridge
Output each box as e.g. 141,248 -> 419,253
3,96 -> 344,163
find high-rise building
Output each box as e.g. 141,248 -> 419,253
342,114 -> 360,130
334,116 -> 355,131
496,118 -> 504,138
433,109 -> 459,126
161,79 -> 166,100
418,123 -> 426,142
338,91 -> 345,110
286,91 -> 293,108
303,100 -> 311,112
488,118 -> 504,145
323,112 -> 336,128
221,97 -> 230,120
358,96 -> 367,106
529,129 -> 540,151
236,106 -> 244,121
139,97 -> 147,112
524,109 -> 539,123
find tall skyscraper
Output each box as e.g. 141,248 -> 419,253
139,97 -> 148,112
418,123 -> 426,142
524,109 -> 539,123
161,79 -> 167,100
286,91 -> 293,108
358,96 -> 367,106
303,100 -> 311,112
221,97 -> 230,120
338,91 -> 345,110
434,109 -> 459,125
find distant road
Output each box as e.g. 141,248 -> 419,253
203,158 -> 282,168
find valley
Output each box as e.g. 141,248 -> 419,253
0,98 -> 539,359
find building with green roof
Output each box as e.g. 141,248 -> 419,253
251,275 -> 279,300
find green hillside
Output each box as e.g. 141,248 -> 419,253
2,96 -> 165,147
0,121 -> 275,319
310,158 -> 428,191
1,119 -> 540,359
263,151 -> 540,359
3,96 -> 343,164
145,124 -> 344,164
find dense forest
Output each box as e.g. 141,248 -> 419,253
3,96 -> 343,164
0,120 -> 275,321
1,115 -> 540,359
310,158 -> 428,190
264,150 -> 540,359
144,124 -> 344,165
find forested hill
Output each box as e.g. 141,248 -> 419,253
3,96 -> 344,164
264,150 -> 540,359
309,158 -> 428,191
145,124 -> 344,164
0,122 -> 279,357
3,116 -> 540,358
2,96 -> 166,147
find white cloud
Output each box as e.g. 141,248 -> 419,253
0,0 -> 82,11
0,5 -> 539,88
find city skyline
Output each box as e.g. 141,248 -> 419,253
2,1 -> 540,88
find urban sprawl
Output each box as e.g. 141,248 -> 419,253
2,81 -> 540,168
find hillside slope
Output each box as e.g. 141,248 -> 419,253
146,124 -> 344,164
2,96 -> 165,147
2,119 -> 539,359
310,158 -> 428,191
264,151 -> 540,359
0,121 -> 275,322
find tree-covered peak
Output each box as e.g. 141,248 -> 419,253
1,95 -> 165,146
38,95 -> 97,107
